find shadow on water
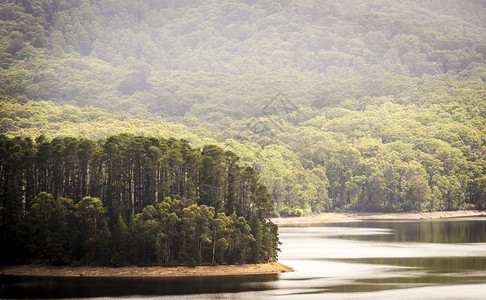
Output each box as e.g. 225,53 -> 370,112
321,256 -> 486,293
322,218 -> 486,243
325,271 -> 486,294
0,274 -> 279,299
337,256 -> 486,273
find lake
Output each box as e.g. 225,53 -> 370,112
2,217 -> 486,299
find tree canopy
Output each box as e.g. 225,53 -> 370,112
1,0 -> 485,215
0,135 -> 279,266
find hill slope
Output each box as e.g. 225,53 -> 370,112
1,0 -> 486,212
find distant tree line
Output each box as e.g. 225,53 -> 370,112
0,134 -> 279,266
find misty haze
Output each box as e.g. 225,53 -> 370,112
1,0 -> 486,298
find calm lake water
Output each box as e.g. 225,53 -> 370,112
2,217 -> 486,299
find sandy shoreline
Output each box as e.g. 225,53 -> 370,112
272,210 -> 486,226
0,262 -> 293,278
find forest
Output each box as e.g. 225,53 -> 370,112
1,0 -> 486,217
0,134 -> 279,266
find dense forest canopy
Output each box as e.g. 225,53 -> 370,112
1,0 -> 486,214
0,134 -> 279,265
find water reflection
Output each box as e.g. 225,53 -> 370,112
340,256 -> 486,273
324,218 -> 486,243
277,218 -> 486,299
0,274 -> 278,299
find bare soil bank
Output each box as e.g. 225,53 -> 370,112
0,262 -> 293,278
272,210 -> 486,226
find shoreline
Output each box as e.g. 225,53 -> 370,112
3,210 -> 484,278
272,210 -> 486,226
0,262 -> 293,278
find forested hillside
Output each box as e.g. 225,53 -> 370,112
1,0 -> 486,214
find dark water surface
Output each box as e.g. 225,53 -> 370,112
2,217 -> 486,299
0,274 -> 278,298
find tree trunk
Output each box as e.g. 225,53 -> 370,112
212,229 -> 216,265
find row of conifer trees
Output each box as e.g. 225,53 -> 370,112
0,134 -> 279,265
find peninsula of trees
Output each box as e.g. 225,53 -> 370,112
0,134 -> 279,266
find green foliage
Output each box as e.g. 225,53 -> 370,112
0,135 -> 279,266
74,196 -> 107,263
23,193 -> 73,264
1,0 -> 486,215
1,0 -> 485,117
279,205 -> 308,217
